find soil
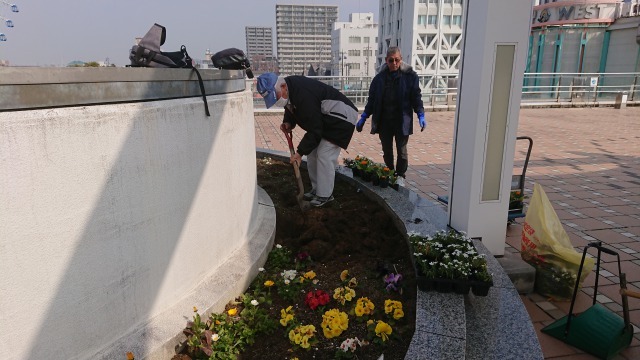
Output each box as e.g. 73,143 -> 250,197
176,157 -> 417,360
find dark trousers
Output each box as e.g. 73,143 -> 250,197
378,131 -> 409,176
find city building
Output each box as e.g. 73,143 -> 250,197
528,0 -> 640,79
245,26 -> 278,74
276,4 -> 338,76
377,0 -> 465,76
331,13 -> 378,76
377,0 -> 465,91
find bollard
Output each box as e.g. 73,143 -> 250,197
614,91 -> 628,109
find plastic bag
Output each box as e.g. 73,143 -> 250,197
521,183 -> 594,300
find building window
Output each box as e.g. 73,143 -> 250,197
348,50 -> 361,56
364,36 -> 370,43
419,55 -> 434,66
428,0 -> 438,3
418,15 -> 427,25
445,55 -> 459,65
427,34 -> 436,46
428,15 -> 437,25
443,15 -> 451,26
444,34 -> 460,46
349,36 -> 361,43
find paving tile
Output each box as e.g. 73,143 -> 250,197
584,229 -> 635,244
534,322 -> 582,359
569,218 -> 617,231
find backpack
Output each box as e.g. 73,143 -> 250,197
129,23 -> 210,116
210,48 -> 254,79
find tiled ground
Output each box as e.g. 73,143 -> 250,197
254,106 -> 640,359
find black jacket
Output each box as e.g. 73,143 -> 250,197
363,63 -> 424,136
283,76 -> 358,155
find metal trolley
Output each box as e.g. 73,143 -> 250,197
437,136 -> 533,223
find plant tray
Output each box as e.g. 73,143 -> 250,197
415,271 -> 493,296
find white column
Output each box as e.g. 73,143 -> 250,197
448,0 -> 533,255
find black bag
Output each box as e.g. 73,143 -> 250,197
129,23 -> 210,116
211,48 -> 254,79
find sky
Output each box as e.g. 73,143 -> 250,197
0,0 -> 380,66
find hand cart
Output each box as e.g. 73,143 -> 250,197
508,136 -> 533,222
436,136 -> 533,223
542,241 -> 638,359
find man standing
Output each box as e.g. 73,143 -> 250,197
256,73 -> 358,207
356,47 -> 426,179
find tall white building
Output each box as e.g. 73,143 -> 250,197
276,4 -> 338,76
378,0 -> 465,81
331,13 -> 379,76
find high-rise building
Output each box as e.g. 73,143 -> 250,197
379,0 -> 464,77
245,26 -> 274,58
276,4 -> 338,76
245,26 -> 278,74
331,13 -> 378,76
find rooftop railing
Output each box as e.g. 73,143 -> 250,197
250,72 -> 640,109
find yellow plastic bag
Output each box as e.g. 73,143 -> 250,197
521,183 -> 594,300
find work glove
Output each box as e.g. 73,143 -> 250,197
356,112 -> 368,132
418,112 -> 426,132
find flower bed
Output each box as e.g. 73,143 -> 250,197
409,230 -> 493,296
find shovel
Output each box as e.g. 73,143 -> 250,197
284,131 -> 311,211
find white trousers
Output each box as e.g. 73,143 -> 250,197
306,139 -> 342,198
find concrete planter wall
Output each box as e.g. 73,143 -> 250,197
0,68 -> 271,359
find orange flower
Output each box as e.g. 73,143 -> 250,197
340,270 -> 349,281
227,308 -> 238,316
126,352 -> 135,360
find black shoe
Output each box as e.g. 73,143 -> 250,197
303,190 -> 316,201
310,195 -> 334,207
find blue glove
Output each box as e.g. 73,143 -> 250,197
356,112 -> 368,132
418,112 -> 426,132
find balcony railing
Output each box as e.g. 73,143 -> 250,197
250,72 -> 640,109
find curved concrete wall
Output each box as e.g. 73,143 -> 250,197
0,90 -> 258,359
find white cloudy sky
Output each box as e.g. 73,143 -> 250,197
0,0 -> 379,66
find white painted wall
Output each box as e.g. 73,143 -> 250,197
0,91 -> 257,359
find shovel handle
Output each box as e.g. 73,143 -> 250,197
284,131 -> 296,156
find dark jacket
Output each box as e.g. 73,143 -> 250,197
283,76 -> 358,155
363,62 -> 424,136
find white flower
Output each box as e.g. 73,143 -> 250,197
276,244 -> 282,249
284,279 -> 290,285
281,269 -> 297,280
258,267 -> 265,272
251,299 -> 259,306
212,333 -> 220,342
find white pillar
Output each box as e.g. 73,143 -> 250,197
448,0 -> 533,255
